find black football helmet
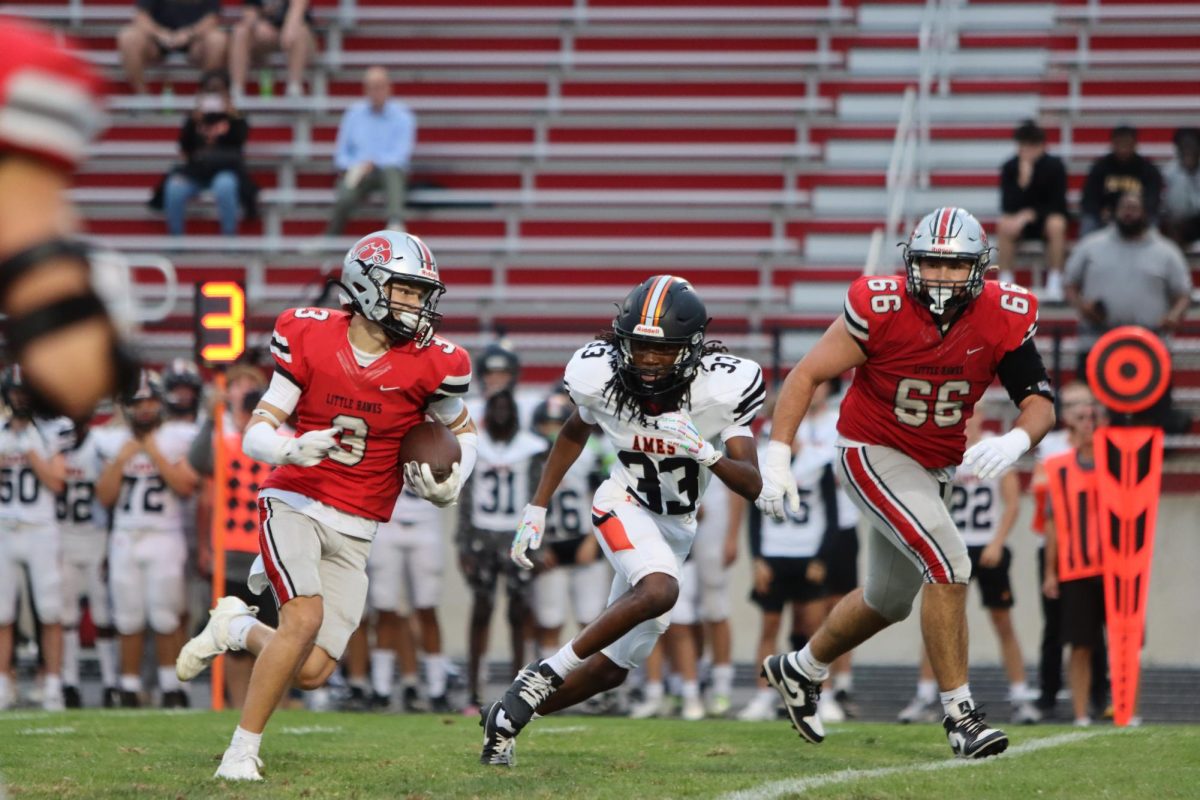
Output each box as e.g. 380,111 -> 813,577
611,275 -> 708,402
532,392 -> 574,431
475,341 -> 520,396
121,368 -> 164,434
1,365 -> 32,419
161,358 -> 203,417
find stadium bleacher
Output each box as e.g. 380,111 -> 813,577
10,0 -> 1200,482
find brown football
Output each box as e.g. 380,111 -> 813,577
399,421 -> 461,483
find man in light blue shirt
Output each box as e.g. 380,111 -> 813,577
326,66 -> 416,234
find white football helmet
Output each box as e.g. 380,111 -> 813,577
902,207 -> 991,316
337,230 -> 445,346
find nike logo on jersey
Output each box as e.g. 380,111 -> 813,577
380,385 -> 403,392
966,347 -> 985,355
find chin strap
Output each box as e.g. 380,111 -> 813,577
0,238 -> 141,418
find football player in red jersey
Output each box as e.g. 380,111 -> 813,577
757,208 -> 1056,759
175,230 -> 477,781
0,19 -> 138,420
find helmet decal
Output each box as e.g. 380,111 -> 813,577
354,235 -> 393,267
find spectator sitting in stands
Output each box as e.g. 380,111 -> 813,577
1163,127 -> 1200,250
1065,191 -> 1192,432
325,66 -> 416,235
995,120 -> 1069,302
1079,125 -> 1162,237
229,0 -> 315,100
151,70 -> 258,236
118,0 -> 228,94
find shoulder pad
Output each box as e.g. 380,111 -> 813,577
563,341 -> 615,409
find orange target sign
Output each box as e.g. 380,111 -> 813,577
1085,326 -> 1170,414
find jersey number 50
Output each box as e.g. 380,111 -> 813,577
894,379 -> 971,428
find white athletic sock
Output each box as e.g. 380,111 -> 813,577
158,666 -> 181,693
348,675 -> 370,692
543,642 -> 583,680
916,678 -> 939,703
97,637 -> 118,687
120,674 -> 143,693
643,681 -> 664,702
666,672 -> 683,698
370,650 -> 395,697
425,654 -> 449,698
227,615 -> 258,651
755,687 -> 776,702
43,673 -> 62,694
1009,681 -> 1029,703
681,680 -> 700,701
712,664 -> 734,697
788,645 -> 830,683
941,684 -> 975,720
833,672 -> 853,693
62,628 -> 80,686
230,725 -> 262,757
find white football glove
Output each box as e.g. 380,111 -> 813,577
280,427 -> 340,467
962,428 -> 1031,481
510,504 -> 547,570
404,461 -> 462,507
755,440 -> 799,522
654,411 -> 721,467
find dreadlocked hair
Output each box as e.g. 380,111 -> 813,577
594,330 -> 727,423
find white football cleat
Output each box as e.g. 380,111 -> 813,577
41,685 -> 65,712
628,694 -> 665,720
817,692 -> 846,723
214,747 -> 264,781
706,693 -> 732,718
897,694 -> 941,724
681,696 -> 706,722
177,596 -> 257,681
736,691 -> 779,722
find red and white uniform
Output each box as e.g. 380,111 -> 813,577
262,307 -> 471,533
0,19 -> 103,171
839,276 -> 1039,469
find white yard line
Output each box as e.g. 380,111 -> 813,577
17,726 -> 75,735
719,730 -> 1118,800
533,725 -> 590,735
280,725 -> 344,735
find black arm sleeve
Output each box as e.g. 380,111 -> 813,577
747,504 -> 763,559
815,464 -> 840,564
996,338 -> 1054,406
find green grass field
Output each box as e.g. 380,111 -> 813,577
1,710 -> 1196,799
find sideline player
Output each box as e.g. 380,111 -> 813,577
758,208 -> 1055,759
897,411 -> 1040,724
0,366 -> 70,711
366,485 -> 455,712
482,275 -> 765,765
174,231 -> 476,781
458,389 -> 546,712
97,370 -> 199,708
58,419 -> 120,707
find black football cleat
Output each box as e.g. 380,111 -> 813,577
761,654 -> 825,744
944,705 -> 1010,759
479,702 -> 517,766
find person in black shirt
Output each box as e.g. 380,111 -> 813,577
1080,124 -> 1163,237
156,70 -> 256,235
118,0 -> 227,94
229,0 -> 315,99
996,121 -> 1069,302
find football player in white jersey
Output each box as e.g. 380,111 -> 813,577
738,443 -> 839,722
483,275 -> 765,765
528,393 -> 612,659
366,486 -> 455,712
96,370 -> 198,707
458,388 -> 547,712
897,411 -> 1040,725
0,366 -> 70,711
57,420 -> 121,707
